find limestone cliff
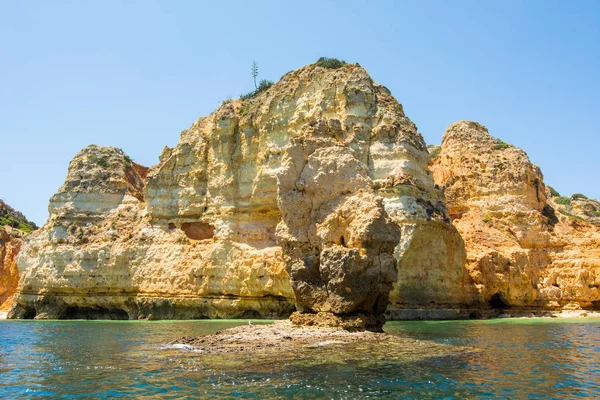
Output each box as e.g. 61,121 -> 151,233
12,63 -> 598,321
430,121 -> 600,313
0,200 -> 37,313
11,61 -> 467,320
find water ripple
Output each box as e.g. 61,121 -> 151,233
0,318 -> 598,398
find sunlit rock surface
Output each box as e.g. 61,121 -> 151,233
10,63 -> 598,321
11,62 -> 465,320
430,121 -> 600,312
0,200 -> 37,315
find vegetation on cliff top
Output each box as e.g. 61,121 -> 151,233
239,57 -> 351,101
240,79 -> 274,100
493,139 -> 512,151
240,60 -> 274,100
315,57 -> 347,69
0,200 -> 37,233
547,185 -> 560,197
555,196 -> 571,206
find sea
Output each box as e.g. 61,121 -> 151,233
0,318 -> 598,399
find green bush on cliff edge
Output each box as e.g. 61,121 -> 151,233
0,214 -> 37,233
571,193 -> 588,200
240,79 -> 274,100
316,57 -> 347,69
0,200 -> 38,233
555,196 -> 571,206
547,186 -> 560,197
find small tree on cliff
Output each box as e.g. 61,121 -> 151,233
251,61 -> 258,89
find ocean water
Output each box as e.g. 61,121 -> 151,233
0,318 -> 598,399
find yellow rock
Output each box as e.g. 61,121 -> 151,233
11,62 -> 464,320
430,121 -> 600,311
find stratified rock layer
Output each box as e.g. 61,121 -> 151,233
276,129 -> 401,329
11,62 -> 464,320
13,64 -> 598,321
430,121 -> 600,312
11,145 -> 293,319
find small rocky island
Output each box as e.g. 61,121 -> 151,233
168,318 -> 469,358
2,58 -> 599,323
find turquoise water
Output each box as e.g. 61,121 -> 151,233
0,318 -> 599,399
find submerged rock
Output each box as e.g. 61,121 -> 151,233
168,320 -> 471,358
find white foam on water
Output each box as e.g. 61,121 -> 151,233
159,343 -> 204,353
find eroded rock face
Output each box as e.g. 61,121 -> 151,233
0,228 -> 22,313
11,62 -> 463,322
10,64 -> 600,321
276,133 -> 400,330
11,145 -> 293,320
430,121 -> 600,311
0,200 -> 36,314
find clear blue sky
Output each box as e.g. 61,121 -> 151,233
1,1 -> 599,225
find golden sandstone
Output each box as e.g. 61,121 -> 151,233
4,62 -> 598,322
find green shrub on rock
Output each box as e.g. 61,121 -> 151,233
240,79 -> 274,100
0,202 -> 38,233
315,57 -> 347,69
493,139 -> 511,151
547,186 -> 560,197
571,193 -> 588,200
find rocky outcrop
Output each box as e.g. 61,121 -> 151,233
549,192 -> 600,225
0,200 -> 36,314
11,61 -> 465,322
276,132 -> 400,330
0,227 -> 22,314
430,121 -> 600,312
11,62 -> 598,322
168,319 -> 470,358
10,145 -> 294,319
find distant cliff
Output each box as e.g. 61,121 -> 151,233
0,200 -> 37,313
430,121 -> 600,314
8,61 -> 599,320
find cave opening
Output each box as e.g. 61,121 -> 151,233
63,306 -> 129,320
181,222 -> 215,240
22,308 -> 37,319
489,292 -> 509,309
339,235 -> 346,247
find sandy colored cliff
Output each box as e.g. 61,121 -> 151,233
8,62 -> 599,320
0,200 -> 37,315
11,61 -> 467,320
430,121 -> 600,313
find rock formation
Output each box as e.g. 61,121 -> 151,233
10,146 -> 294,319
0,200 -> 37,314
10,61 -> 465,324
276,126 -> 400,330
0,228 -> 22,314
430,121 -> 600,312
8,61 -> 599,322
